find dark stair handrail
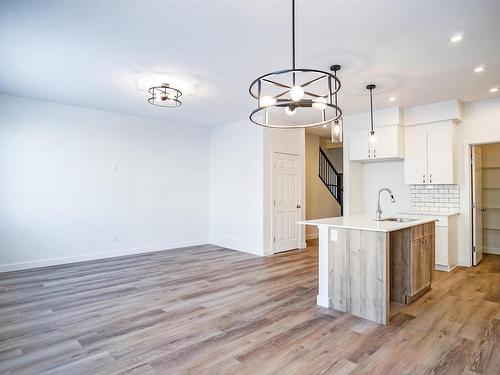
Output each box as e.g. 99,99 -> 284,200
318,148 -> 343,215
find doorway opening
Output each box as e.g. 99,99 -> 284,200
304,131 -> 343,245
471,142 -> 500,265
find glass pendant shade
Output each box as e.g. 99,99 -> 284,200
331,119 -> 343,143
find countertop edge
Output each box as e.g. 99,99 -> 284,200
399,210 -> 460,217
297,217 -> 437,233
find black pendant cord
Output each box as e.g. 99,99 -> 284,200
292,0 -> 296,85
330,65 -> 341,121
370,89 -> 374,134
334,70 -> 338,118
367,84 -> 376,135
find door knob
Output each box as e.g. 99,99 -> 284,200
297,205 -> 301,208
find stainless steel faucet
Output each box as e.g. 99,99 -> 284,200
376,188 -> 396,219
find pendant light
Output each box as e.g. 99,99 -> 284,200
248,0 -> 342,128
331,65 -> 343,143
367,84 -> 376,144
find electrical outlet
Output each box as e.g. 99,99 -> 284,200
330,230 -> 338,241
112,235 -> 118,242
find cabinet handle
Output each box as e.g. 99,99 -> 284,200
422,174 -> 425,183
429,174 -> 432,183
368,149 -> 371,158
373,149 -> 376,158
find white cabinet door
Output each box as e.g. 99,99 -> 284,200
427,126 -> 454,184
349,130 -> 369,161
404,126 -> 428,184
373,125 -> 402,159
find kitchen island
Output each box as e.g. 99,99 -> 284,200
298,215 -> 436,324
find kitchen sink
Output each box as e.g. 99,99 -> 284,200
374,217 -> 418,222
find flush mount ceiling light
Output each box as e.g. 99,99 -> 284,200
389,96 -> 396,102
248,0 -> 342,128
367,84 -> 376,144
148,83 -> 182,107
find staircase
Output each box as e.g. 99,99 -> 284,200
319,148 -> 343,215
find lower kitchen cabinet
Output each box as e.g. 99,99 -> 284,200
400,211 -> 459,272
391,222 -> 435,304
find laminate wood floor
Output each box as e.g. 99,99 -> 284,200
1,244 -> 499,375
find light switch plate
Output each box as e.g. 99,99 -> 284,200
330,229 -> 338,241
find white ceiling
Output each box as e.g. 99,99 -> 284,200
1,0 -> 499,128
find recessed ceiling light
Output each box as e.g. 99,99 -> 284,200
389,97 -> 396,102
474,66 -> 485,73
450,34 -> 463,43
490,87 -> 499,93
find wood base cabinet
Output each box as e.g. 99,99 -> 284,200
391,222 -> 435,304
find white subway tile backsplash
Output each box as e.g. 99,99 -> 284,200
410,184 -> 459,212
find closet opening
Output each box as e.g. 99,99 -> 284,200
471,143 -> 500,265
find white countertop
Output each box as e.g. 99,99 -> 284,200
297,214 -> 436,233
399,210 -> 460,217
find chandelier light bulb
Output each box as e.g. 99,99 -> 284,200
290,85 -> 304,101
285,105 -> 297,116
260,95 -> 277,108
312,97 -> 327,110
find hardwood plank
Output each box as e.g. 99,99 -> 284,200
0,245 -> 499,374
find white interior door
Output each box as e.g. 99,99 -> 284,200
472,145 -> 483,265
273,152 -> 300,253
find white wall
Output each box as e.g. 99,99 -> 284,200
263,128 -> 306,253
305,133 -> 341,240
0,94 -> 209,271
362,161 -> 410,217
209,119 -> 265,255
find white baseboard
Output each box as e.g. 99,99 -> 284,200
435,263 -> 458,272
0,239 -> 209,273
316,295 -> 331,308
484,246 -> 500,255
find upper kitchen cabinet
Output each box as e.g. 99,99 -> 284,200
349,125 -> 404,162
404,121 -> 455,184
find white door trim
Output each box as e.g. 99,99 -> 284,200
465,139 -> 500,267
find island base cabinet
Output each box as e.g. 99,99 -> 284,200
391,223 -> 435,305
327,228 -> 389,324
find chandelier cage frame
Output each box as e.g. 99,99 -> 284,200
148,84 -> 182,108
248,0 -> 342,128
